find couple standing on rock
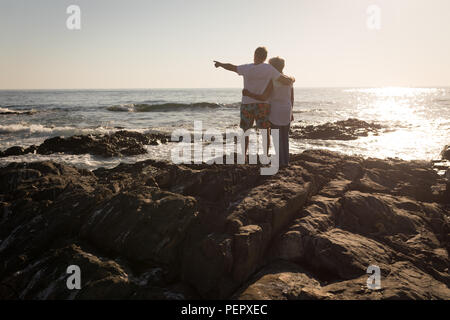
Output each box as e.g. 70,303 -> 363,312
214,46 -> 295,167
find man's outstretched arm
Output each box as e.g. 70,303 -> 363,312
214,61 -> 238,73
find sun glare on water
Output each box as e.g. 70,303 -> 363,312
289,87 -> 448,162
340,87 -> 448,160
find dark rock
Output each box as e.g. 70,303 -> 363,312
24,145 -> 37,154
36,131 -> 148,157
233,261 -> 328,300
0,244 -> 193,300
1,130 -> 173,159
0,244 -> 130,299
235,260 -> 450,300
1,149 -> 449,300
321,261 -> 450,299
291,118 -> 387,141
0,145 -> 39,158
3,146 -> 25,157
80,186 -> 197,268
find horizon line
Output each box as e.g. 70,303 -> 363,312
1,85 -> 449,91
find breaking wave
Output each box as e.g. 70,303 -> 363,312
106,102 -> 238,112
0,107 -> 37,115
0,123 -> 118,137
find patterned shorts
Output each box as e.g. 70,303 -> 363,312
240,103 -> 271,131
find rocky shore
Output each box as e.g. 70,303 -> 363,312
0,119 -> 395,159
0,131 -> 170,158
291,118 -> 389,141
0,147 -> 449,300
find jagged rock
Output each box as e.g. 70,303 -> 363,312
0,149 -> 449,300
80,186 -> 197,268
0,162 -> 99,278
36,131 -> 147,157
0,130 -> 172,158
291,118 -> 387,141
255,153 -> 450,299
322,261 -> 450,300
235,260 -> 450,300
3,146 -> 25,157
181,164 -> 317,298
351,157 -> 442,202
0,244 -> 193,300
24,145 -> 37,154
234,261 -> 329,300
0,244 -> 131,299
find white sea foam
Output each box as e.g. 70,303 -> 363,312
0,123 -> 116,136
106,102 -> 233,113
0,144 -> 172,170
106,104 -> 136,112
0,107 -> 36,114
1,88 -> 449,169
0,107 -> 15,113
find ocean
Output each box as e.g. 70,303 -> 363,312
0,87 -> 449,170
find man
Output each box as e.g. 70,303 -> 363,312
213,47 -> 295,159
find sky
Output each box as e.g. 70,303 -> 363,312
1,0 -> 450,89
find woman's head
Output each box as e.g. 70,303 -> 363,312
269,57 -> 285,73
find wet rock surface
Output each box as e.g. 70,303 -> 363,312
291,118 -> 388,141
0,130 -> 171,158
0,149 -> 449,299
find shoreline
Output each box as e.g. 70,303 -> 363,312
1,128 -> 448,177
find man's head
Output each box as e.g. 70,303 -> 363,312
269,57 -> 285,73
254,47 -> 268,64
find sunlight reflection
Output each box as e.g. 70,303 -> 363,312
346,87 -> 440,97
354,87 -> 436,126
289,87 -> 449,161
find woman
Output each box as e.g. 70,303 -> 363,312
243,56 -> 294,167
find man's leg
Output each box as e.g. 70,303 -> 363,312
240,104 -> 255,162
255,103 -> 271,157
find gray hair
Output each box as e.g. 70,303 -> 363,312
269,56 -> 285,73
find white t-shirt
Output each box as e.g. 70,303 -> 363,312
237,63 -> 281,104
269,80 -> 293,126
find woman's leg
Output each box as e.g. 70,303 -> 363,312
272,123 -> 287,167
284,124 -> 290,165
271,123 -> 290,167
270,123 -> 280,164
279,125 -> 289,167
